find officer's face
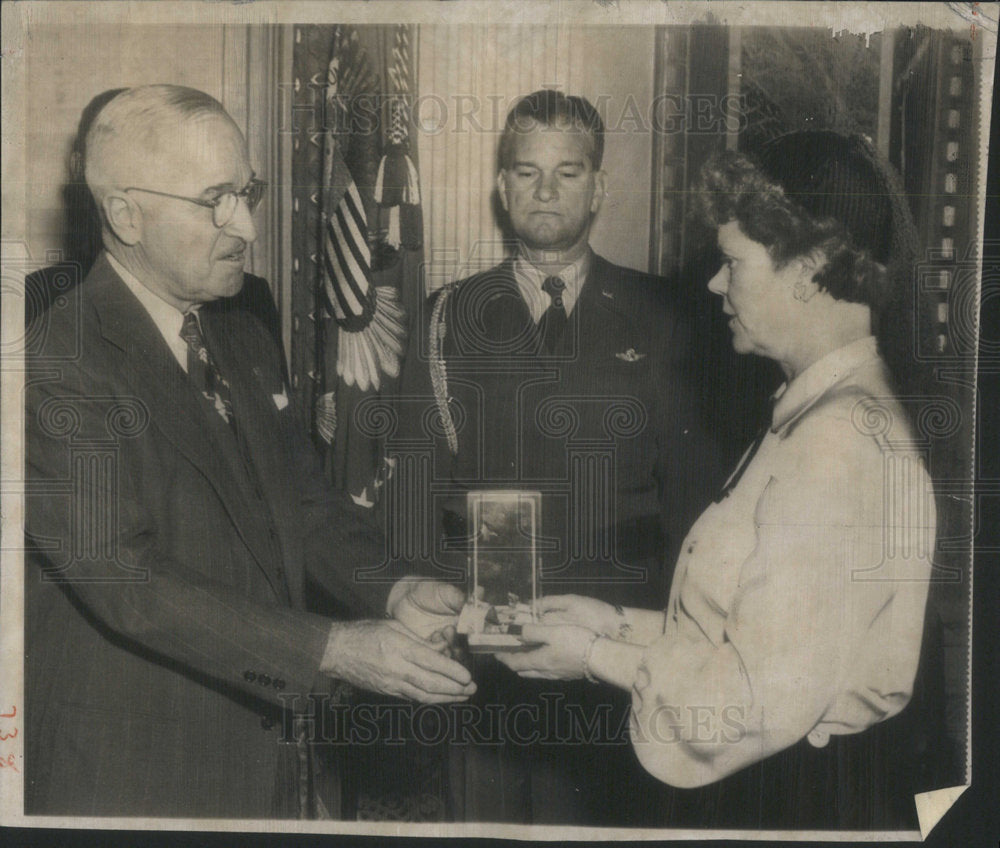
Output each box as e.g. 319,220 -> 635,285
127,115 -> 257,312
497,120 -> 606,255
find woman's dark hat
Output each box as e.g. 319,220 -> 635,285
756,130 -> 915,266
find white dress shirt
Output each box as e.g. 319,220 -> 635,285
512,249 -> 591,323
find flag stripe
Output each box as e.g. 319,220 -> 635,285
320,237 -> 351,321
325,223 -> 366,319
339,187 -> 371,266
328,211 -> 369,306
343,184 -> 371,262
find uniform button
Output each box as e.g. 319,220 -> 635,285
274,679 -> 286,690
259,673 -> 272,687
244,670 -> 257,683
261,715 -> 275,730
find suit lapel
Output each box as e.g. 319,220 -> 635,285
451,258 -> 538,357
556,255 -> 632,359
88,257 -> 285,594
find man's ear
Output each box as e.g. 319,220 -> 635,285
496,170 -> 510,213
102,193 -> 143,246
590,169 -> 608,215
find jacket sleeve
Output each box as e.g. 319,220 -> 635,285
25,346 -> 334,711
629,413 -> 933,788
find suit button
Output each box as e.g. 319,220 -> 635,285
261,715 -> 275,730
274,678 -> 286,690
244,670 -> 257,683
259,673 -> 272,687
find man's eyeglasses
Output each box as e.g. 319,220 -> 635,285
123,177 -> 267,228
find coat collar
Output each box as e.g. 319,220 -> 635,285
771,336 -> 883,435
491,252 -> 634,321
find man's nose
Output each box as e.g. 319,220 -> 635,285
533,172 -> 559,202
707,264 -> 728,296
225,196 -> 258,243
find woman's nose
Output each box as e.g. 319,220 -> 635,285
707,264 -> 728,296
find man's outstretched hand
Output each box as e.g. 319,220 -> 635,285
321,619 -> 476,704
388,578 -> 466,642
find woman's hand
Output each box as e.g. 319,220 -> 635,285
537,594 -> 620,637
494,623 -> 597,680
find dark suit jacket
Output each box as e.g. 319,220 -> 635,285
392,254 -> 721,824
24,255 -> 386,818
397,253 -> 719,606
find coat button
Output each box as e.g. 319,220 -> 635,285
244,670 -> 256,683
274,678 -> 286,690
259,673 -> 272,687
261,715 -> 275,730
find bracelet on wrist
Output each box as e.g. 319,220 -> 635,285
582,632 -> 602,684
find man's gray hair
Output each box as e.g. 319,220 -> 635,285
84,84 -> 234,203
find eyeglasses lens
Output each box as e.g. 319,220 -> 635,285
212,181 -> 266,227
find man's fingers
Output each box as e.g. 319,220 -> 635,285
397,682 -> 475,704
433,582 -> 466,613
402,640 -> 475,687
407,580 -> 465,614
428,624 -> 457,650
400,665 -> 477,698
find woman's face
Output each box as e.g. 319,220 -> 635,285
707,220 -> 804,362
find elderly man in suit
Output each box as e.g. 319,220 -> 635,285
24,84 -> 473,819
394,90 -> 719,824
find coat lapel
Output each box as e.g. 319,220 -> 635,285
450,258 -> 537,357
87,257 -> 284,594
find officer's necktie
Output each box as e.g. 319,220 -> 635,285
539,275 -> 568,352
180,311 -> 234,425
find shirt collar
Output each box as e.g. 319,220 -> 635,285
512,249 -> 592,323
771,336 -> 881,434
105,251 -> 191,372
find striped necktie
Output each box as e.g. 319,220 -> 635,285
180,311 -> 235,425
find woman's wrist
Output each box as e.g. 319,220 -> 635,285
582,636 -> 646,691
581,631 -> 602,683
608,604 -> 634,642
